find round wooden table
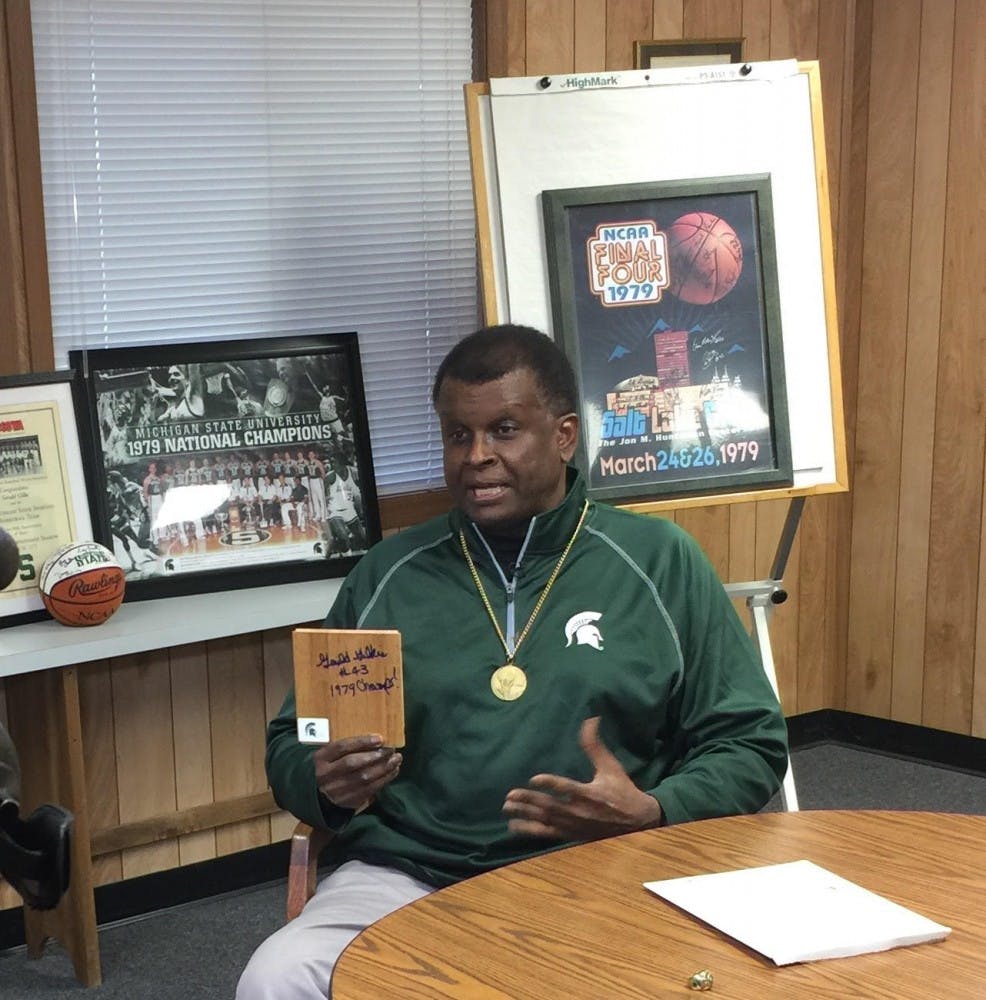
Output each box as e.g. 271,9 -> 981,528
332,810 -> 986,999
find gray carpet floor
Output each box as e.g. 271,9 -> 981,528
3,743 -> 986,998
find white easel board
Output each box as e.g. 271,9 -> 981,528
465,61 -> 847,507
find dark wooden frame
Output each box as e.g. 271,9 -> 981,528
541,174 -> 793,504
634,38 -> 744,70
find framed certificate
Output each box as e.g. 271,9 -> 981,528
71,333 -> 380,601
0,371 -> 95,627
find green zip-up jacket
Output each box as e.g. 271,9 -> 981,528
266,472 -> 787,887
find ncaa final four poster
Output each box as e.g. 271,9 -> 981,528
542,175 -> 794,503
72,334 -> 379,596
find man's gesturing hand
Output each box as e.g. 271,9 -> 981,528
313,734 -> 401,811
502,717 -> 662,841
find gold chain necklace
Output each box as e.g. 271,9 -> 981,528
458,499 -> 589,701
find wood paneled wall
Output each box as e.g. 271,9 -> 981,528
0,1 -> 52,373
843,0 -> 986,737
482,0 -> 986,742
3,0 -> 986,912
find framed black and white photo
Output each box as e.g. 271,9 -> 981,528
71,334 -> 380,601
542,175 -> 793,503
0,371 -> 95,627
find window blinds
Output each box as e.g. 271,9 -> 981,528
30,0 -> 477,493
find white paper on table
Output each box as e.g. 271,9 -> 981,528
643,859 -> 951,965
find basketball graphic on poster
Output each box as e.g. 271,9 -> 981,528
39,541 -> 126,627
667,212 -> 743,305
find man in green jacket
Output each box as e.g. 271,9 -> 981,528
237,324 -> 787,999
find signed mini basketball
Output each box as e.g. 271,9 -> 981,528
40,541 -> 125,627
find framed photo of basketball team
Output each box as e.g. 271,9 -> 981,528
0,370 -> 96,627
71,333 -> 380,602
540,174 -> 793,504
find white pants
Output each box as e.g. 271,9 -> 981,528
235,860 -> 434,999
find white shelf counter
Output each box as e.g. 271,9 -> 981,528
0,577 -> 342,678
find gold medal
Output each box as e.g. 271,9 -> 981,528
490,664 -> 527,701
460,500 -> 589,705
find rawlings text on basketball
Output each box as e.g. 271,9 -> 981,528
587,221 -> 669,307
67,571 -> 123,598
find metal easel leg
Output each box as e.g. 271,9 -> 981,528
724,496 -> 806,813
749,601 -> 799,812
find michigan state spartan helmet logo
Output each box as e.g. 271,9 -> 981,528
564,611 -> 604,650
